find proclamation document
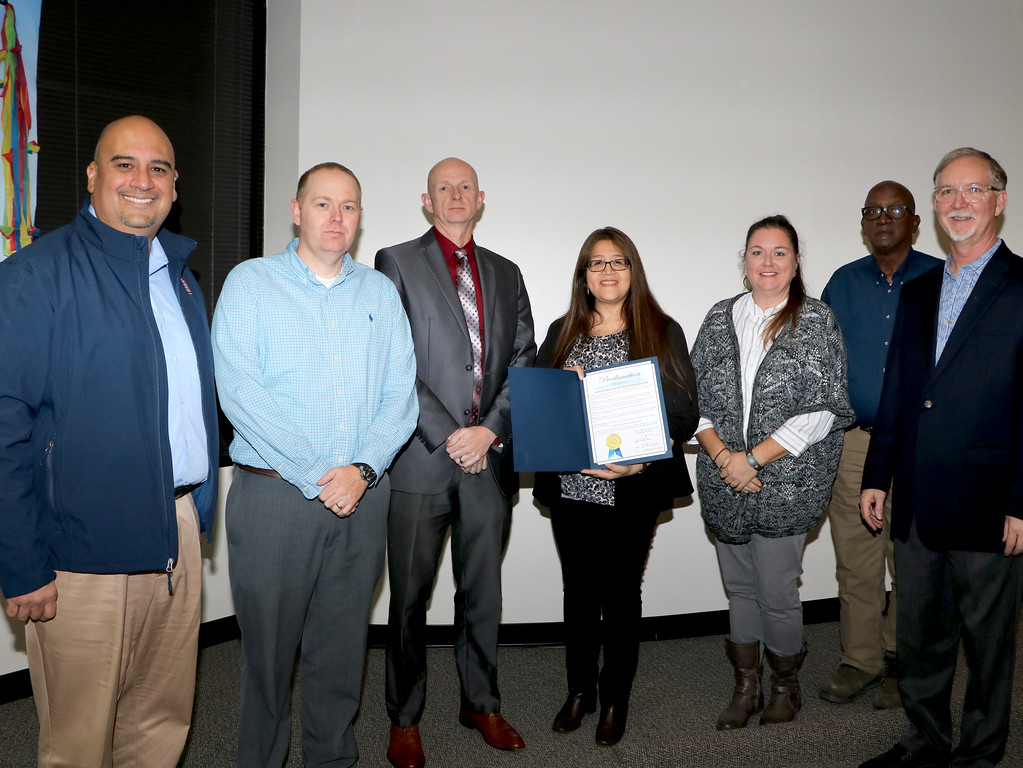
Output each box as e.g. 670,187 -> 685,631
582,359 -> 670,465
508,357 -> 672,471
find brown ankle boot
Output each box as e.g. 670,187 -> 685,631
716,639 -> 762,730
760,642 -> 807,725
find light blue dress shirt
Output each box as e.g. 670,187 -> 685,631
212,239 -> 418,499
936,239 -> 1001,363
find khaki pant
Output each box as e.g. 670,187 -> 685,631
827,427 -> 895,674
26,495 -> 202,768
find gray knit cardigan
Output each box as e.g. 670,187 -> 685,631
691,293 -> 854,543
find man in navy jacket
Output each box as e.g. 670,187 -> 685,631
860,148 -> 1023,768
0,116 -> 218,767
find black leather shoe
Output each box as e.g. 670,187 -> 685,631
552,693 -> 596,732
595,704 -> 627,746
858,743 -> 949,768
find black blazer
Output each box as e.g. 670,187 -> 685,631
532,317 -> 698,511
863,243 -> 1023,552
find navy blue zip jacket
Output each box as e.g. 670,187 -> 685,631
0,205 -> 219,599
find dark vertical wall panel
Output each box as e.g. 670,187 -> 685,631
34,0 -> 265,314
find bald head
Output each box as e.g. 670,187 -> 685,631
422,157 -> 484,244
427,157 -> 478,191
87,116 -> 177,242
865,180 -> 915,212
93,116 -> 174,167
861,179 -> 919,261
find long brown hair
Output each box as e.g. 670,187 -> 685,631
550,227 -> 693,392
743,215 -> 806,346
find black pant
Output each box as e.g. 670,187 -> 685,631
550,496 -> 660,706
896,518 -> 1023,766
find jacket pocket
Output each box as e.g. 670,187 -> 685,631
41,437 -> 65,532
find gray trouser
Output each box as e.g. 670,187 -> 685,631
715,533 -> 806,655
385,471 -> 511,726
228,469 -> 388,768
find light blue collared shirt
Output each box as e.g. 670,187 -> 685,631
89,206 -> 208,486
935,238 -> 1001,363
212,239 -> 418,499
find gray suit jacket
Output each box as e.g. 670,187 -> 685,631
375,229 -> 535,496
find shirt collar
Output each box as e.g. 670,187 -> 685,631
944,238 -> 1001,279
434,227 -> 475,262
739,291 -> 784,319
285,237 -> 354,286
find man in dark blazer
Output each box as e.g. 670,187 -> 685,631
859,148 -> 1023,768
375,157 -> 535,768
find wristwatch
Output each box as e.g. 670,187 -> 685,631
352,462 -> 377,485
746,451 -> 765,472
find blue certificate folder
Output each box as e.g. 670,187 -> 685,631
508,357 -> 673,472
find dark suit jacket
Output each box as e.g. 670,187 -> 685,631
863,243 -> 1023,552
532,317 -> 699,512
375,230 -> 536,497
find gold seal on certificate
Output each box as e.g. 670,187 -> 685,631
606,433 -> 623,460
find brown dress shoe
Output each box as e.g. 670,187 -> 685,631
457,712 -> 525,750
819,664 -> 882,704
387,724 -> 425,768
552,693 -> 597,732
874,653 -> 903,710
595,704 -> 628,746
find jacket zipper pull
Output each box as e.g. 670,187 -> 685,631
166,558 -> 175,594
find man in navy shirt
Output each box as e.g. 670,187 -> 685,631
819,181 -> 939,709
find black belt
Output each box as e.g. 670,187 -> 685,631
174,482 -> 203,499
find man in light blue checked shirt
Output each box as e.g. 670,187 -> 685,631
213,162 -> 417,768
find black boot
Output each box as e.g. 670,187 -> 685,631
552,692 -> 596,732
716,639 -> 762,730
595,703 -> 628,746
760,642 -> 807,725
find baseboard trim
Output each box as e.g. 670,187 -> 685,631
0,598 -> 840,705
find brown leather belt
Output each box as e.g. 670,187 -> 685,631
236,463 -> 284,481
174,482 -> 202,499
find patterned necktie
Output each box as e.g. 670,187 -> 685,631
455,248 -> 483,426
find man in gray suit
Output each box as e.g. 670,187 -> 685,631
375,157 -> 535,768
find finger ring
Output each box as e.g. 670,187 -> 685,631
335,502 -> 341,510
457,457 -> 463,465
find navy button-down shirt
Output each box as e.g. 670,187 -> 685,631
822,248 -> 941,426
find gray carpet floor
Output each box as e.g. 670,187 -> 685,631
2,621 -> 1023,767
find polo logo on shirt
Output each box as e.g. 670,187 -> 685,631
179,276 -> 193,295
369,313 -> 373,322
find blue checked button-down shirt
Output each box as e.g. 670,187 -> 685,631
212,239 -> 418,499
935,239 -> 1001,363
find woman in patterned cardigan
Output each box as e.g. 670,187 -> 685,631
533,227 -> 698,746
691,215 -> 853,729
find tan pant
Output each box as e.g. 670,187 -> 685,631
26,495 -> 202,768
827,427 -> 896,674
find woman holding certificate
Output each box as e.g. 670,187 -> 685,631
690,215 -> 852,729
533,227 -> 697,746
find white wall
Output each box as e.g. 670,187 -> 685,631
263,0 -> 1023,628
5,0 -> 1023,676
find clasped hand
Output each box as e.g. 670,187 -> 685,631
447,426 -> 496,474
317,465 -> 369,517
718,450 -> 762,493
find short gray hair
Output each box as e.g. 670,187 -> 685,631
933,147 -> 1007,190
